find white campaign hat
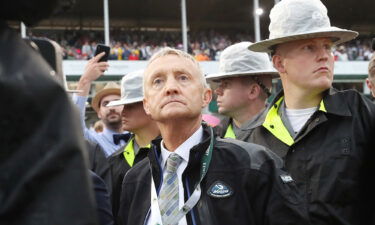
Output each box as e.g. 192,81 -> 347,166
248,0 -> 358,53
206,42 -> 278,81
107,70 -> 144,106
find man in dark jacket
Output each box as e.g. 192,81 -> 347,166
206,42 -> 278,141
0,0 -> 99,224
106,70 -> 160,221
118,47 -> 309,225
248,0 -> 375,224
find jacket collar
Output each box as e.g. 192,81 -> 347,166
322,88 -> 352,117
262,88 -> 352,146
268,88 -> 352,117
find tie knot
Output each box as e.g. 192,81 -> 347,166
165,153 -> 182,173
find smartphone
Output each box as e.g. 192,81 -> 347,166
95,44 -> 110,62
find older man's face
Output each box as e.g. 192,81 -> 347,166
143,54 -> 211,122
273,37 -> 334,94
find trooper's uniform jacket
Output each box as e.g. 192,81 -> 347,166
214,108 -> 267,142
249,88 -> 375,225
118,124 -> 309,225
108,135 -> 149,221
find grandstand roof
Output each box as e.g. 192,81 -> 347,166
32,0 -> 375,36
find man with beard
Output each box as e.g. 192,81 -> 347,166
72,53 -> 130,157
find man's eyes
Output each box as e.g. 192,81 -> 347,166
178,74 -> 189,81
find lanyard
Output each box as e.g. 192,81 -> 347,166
149,127 -> 214,225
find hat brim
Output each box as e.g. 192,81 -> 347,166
107,97 -> 144,107
206,70 -> 279,81
249,28 -> 358,53
92,88 -> 121,112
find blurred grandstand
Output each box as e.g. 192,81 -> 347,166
6,0 -> 375,107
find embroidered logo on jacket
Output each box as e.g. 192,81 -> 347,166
280,174 -> 294,183
207,181 -> 233,198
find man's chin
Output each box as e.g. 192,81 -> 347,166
105,119 -> 122,127
157,110 -> 201,122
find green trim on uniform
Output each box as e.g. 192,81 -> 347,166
263,97 -> 294,146
224,124 -> 236,139
123,138 -> 150,167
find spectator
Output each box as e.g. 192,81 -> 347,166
72,53 -> 130,157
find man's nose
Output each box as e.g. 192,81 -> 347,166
215,86 -> 223,95
165,77 -> 180,95
317,46 -> 331,61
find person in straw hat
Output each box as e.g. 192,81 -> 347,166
248,0 -> 375,224
106,70 -> 160,221
72,52 -> 130,157
206,41 -> 278,141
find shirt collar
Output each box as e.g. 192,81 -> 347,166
160,126 -> 203,169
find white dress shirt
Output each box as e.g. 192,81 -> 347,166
147,126 -> 203,225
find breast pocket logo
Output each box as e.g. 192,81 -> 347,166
207,181 -> 233,198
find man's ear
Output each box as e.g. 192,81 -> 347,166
272,54 -> 286,74
366,78 -> 372,89
202,88 -> 213,108
143,98 -> 151,116
248,83 -> 260,100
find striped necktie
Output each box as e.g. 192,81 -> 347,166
158,153 -> 183,225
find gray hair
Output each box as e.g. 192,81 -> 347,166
145,47 -> 209,90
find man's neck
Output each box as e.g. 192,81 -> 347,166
157,117 -> 202,152
106,124 -> 122,133
232,100 -> 266,127
134,124 -> 160,148
283,87 -> 325,109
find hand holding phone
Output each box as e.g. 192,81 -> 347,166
95,44 -> 110,62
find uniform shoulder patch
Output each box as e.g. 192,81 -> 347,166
207,181 -> 233,198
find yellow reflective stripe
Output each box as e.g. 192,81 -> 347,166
123,138 -> 151,167
319,100 -> 327,112
262,97 -> 294,146
224,124 -> 236,139
123,138 -> 135,167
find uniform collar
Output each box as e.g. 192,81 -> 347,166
262,88 -> 352,146
321,88 -> 352,117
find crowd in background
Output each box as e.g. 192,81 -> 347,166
29,29 -> 374,61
